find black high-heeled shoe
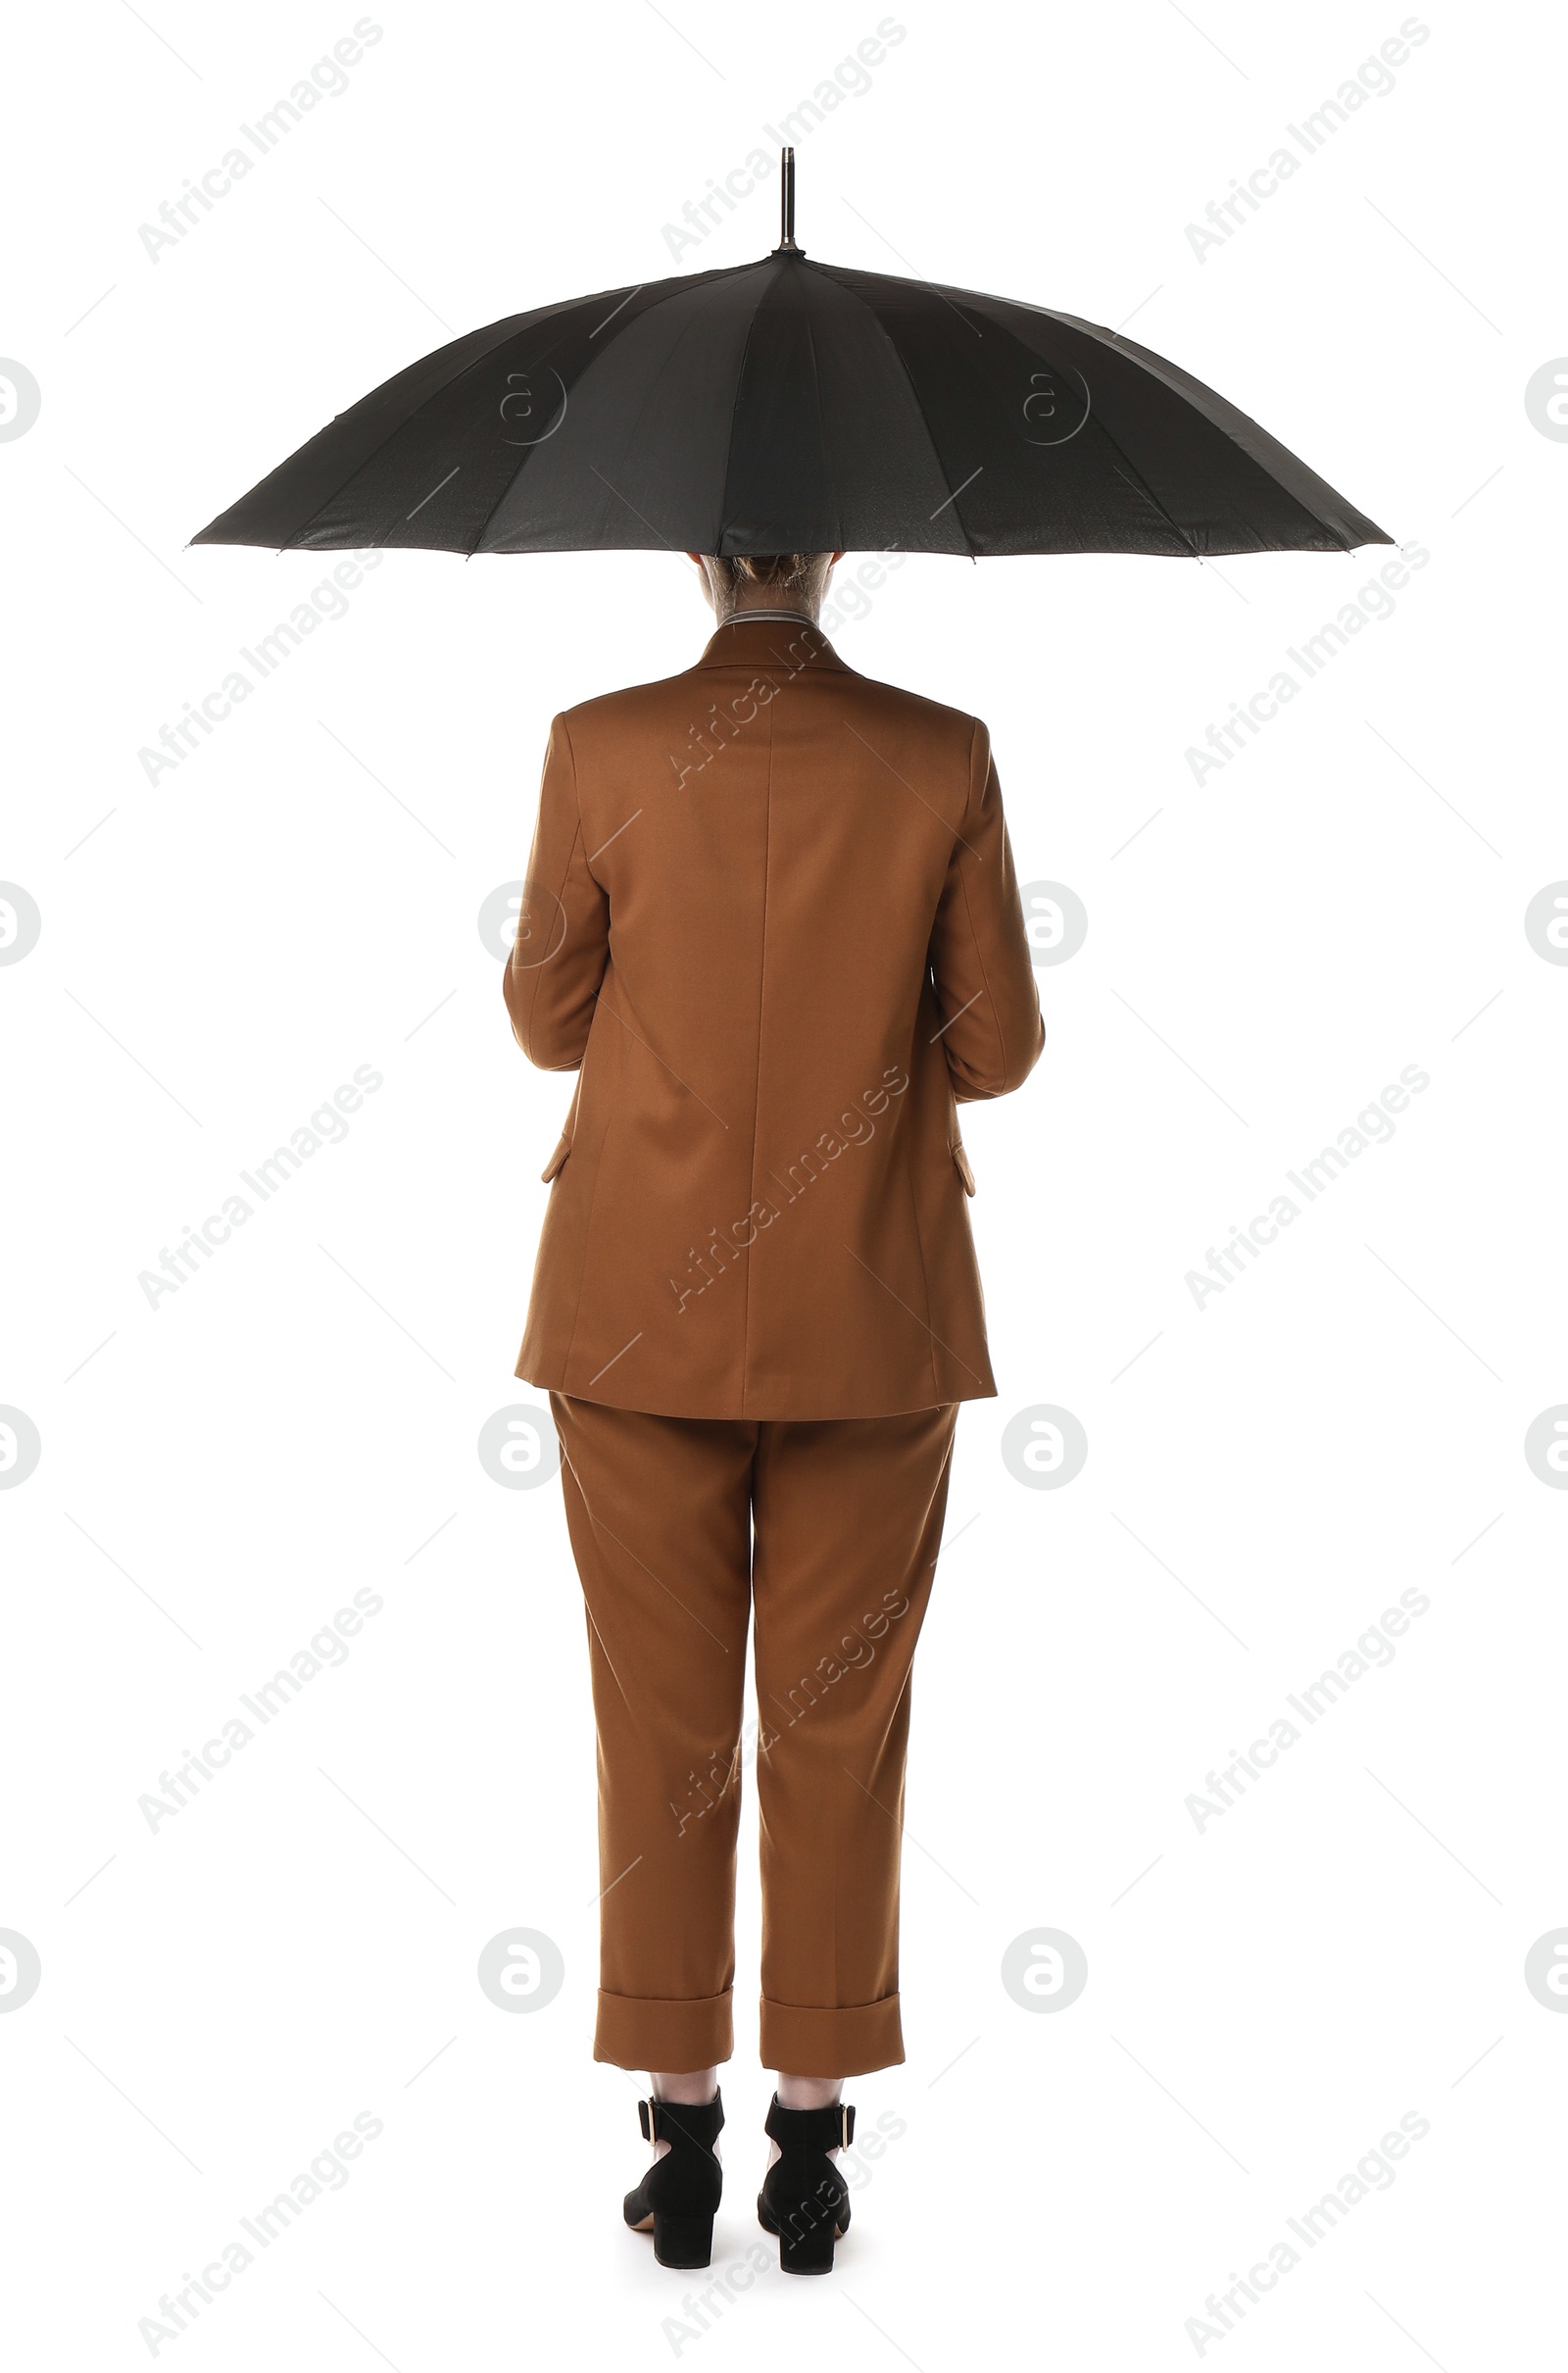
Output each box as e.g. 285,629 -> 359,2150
756,2096 -> 855,2275
622,2091 -> 724,2269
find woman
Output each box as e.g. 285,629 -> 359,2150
505,548 -> 1043,2273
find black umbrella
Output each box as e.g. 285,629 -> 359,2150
194,152 -> 1389,561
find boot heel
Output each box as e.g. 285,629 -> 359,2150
777,2212 -> 836,2276
653,2209 -> 714,2269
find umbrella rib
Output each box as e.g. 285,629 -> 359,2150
716,265 -> 771,555
926,280 -> 1203,559
821,262 -> 1348,559
277,272 -> 720,552
466,434 -> 535,559
800,272 -> 835,548
470,263 -> 765,556
269,301 -> 588,550
583,266 -> 774,555
808,262 -> 978,557
976,292 -> 1353,552
1097,314 -> 1356,548
1096,440 -> 1201,559
464,288 -> 651,558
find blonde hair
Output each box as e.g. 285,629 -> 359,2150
703,552 -> 834,616
721,553 -> 822,591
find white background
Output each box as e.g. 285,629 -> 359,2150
3,1 -> 1564,2364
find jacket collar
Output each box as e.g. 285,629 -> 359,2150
695,615 -> 848,672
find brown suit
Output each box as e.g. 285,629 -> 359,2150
505,614 -> 1044,1418
505,613 -> 1043,2074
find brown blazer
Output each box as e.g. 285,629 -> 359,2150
504,614 -> 1044,1419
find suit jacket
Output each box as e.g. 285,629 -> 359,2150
504,614 -> 1044,1418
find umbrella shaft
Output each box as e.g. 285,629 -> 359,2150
780,146 -> 796,248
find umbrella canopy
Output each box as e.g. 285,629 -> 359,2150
194,154 -> 1389,561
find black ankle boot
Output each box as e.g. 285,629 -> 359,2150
623,2091 -> 724,2268
757,2095 -> 855,2274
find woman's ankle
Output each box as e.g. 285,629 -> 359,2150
647,2068 -> 721,2161
650,2068 -> 720,2104
769,2072 -> 846,2166
775,2072 -> 843,2112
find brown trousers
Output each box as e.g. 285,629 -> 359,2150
551,1392 -> 958,2077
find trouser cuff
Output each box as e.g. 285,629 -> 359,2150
593,1988 -> 733,2072
760,1994 -> 904,2076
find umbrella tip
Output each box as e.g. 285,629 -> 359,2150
771,146 -> 805,257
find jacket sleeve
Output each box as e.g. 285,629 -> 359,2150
928,718 -> 1046,1103
503,713 -> 611,1070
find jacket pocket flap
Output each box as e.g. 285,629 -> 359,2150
951,1141 -> 976,1197
540,1133 -> 571,1184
